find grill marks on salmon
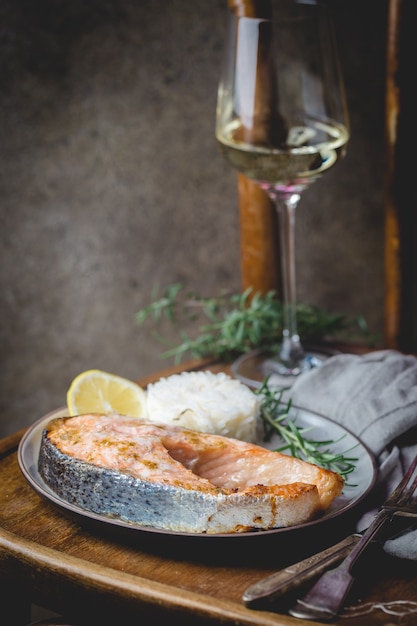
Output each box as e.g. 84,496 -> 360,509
38,413 -> 344,534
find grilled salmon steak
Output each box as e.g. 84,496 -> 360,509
38,413 -> 344,534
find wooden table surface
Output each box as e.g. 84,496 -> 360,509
1,359 -> 417,626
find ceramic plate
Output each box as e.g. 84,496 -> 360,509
18,406 -> 377,540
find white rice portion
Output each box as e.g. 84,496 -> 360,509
146,371 -> 259,442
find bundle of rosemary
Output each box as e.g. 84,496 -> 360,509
136,283 -> 371,363
136,284 -> 363,477
256,380 -> 357,480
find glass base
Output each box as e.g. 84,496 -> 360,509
232,347 -> 338,390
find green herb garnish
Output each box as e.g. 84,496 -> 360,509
257,379 -> 358,481
136,284 -> 371,363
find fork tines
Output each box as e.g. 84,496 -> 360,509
383,454 -> 417,514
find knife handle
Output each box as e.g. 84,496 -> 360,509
242,533 -> 361,607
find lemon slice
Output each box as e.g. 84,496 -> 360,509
66,369 -> 147,417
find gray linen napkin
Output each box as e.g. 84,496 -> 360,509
285,349 -> 417,560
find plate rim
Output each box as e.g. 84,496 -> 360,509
17,406 -> 378,539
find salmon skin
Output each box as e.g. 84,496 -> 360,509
38,413 -> 344,534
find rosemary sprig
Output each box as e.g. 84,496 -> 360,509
257,379 -> 358,481
136,284 -> 371,363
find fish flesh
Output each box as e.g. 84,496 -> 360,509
38,413 -> 344,534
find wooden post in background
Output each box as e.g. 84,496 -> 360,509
385,0 -> 402,349
237,174 -> 280,294
384,0 -> 417,352
227,0 -> 282,296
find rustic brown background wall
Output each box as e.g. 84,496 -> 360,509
0,0 -> 388,436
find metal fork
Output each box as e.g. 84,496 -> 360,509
289,453 -> 417,622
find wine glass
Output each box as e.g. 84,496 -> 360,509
216,0 -> 349,388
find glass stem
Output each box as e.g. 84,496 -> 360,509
272,192 -> 306,368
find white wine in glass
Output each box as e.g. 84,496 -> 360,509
216,0 -> 349,387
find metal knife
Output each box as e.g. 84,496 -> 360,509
242,533 -> 362,608
243,511 -> 417,609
